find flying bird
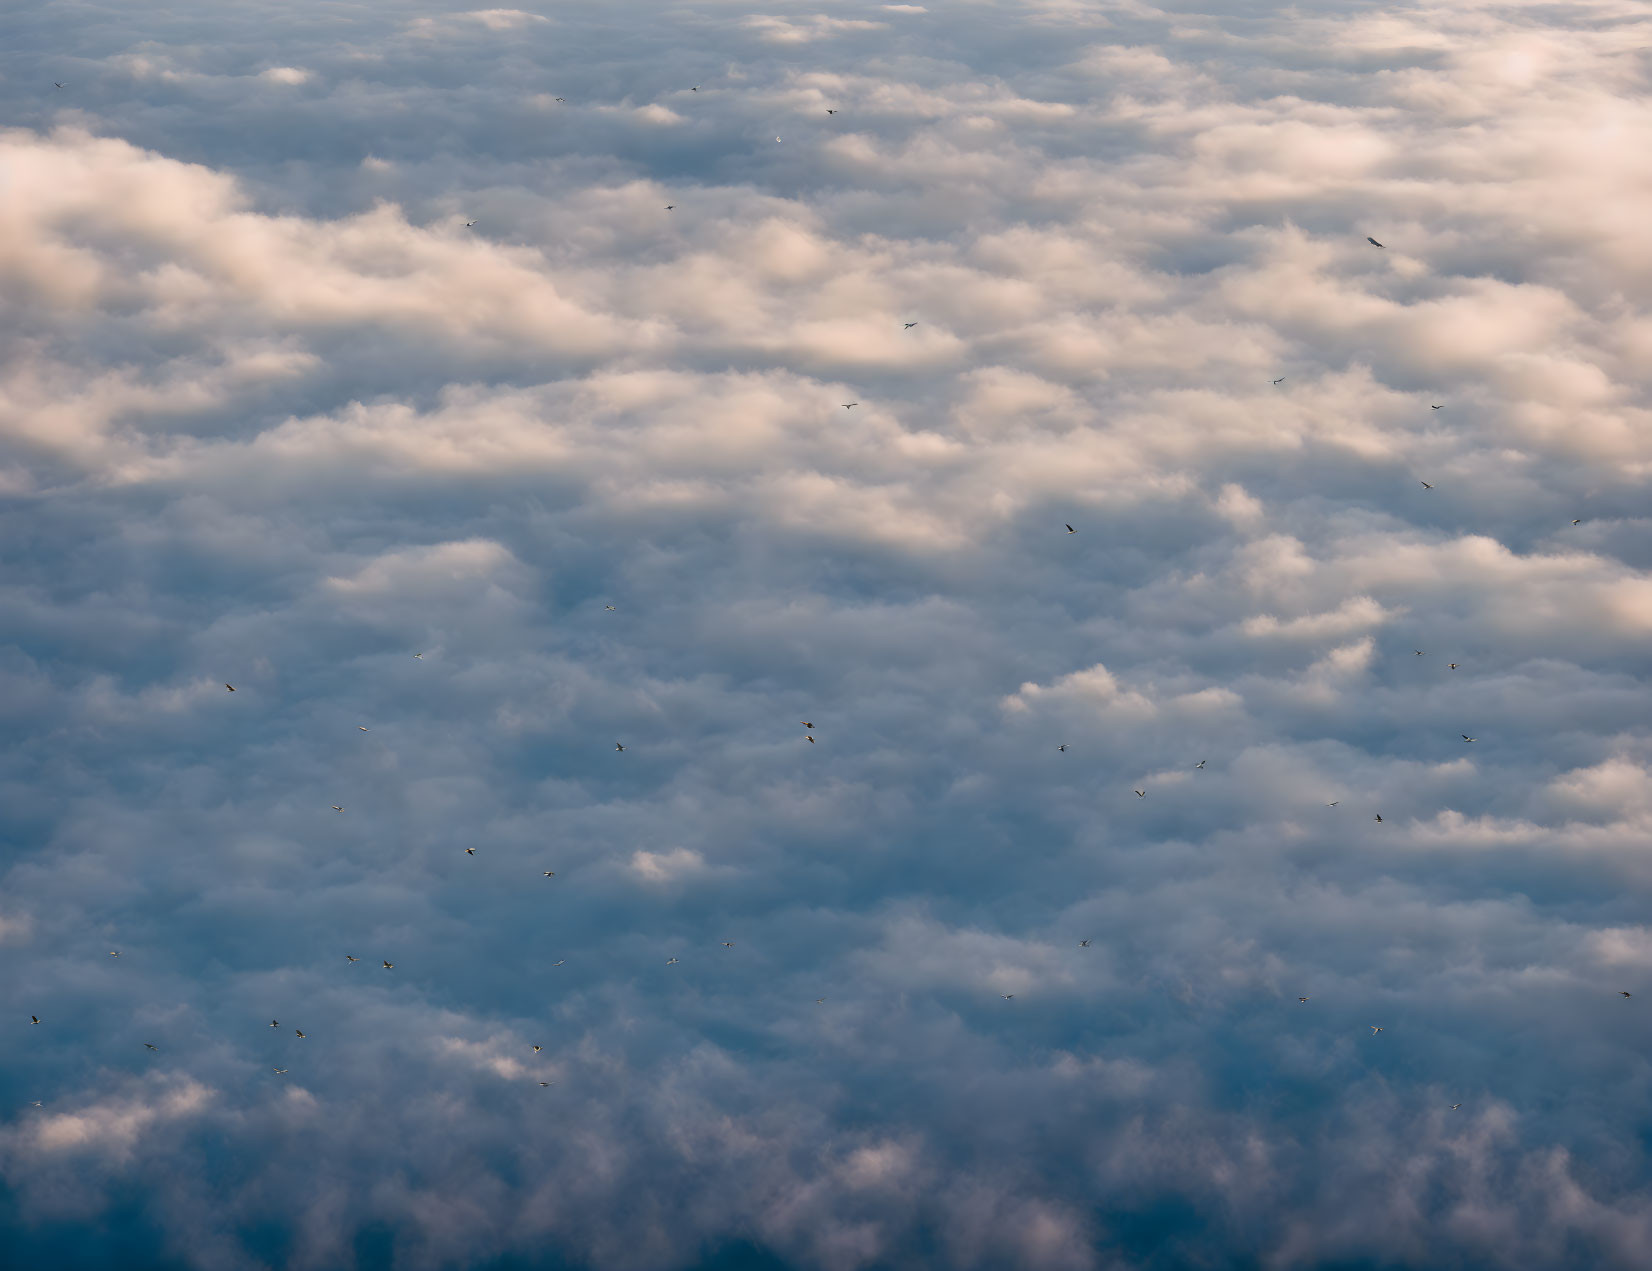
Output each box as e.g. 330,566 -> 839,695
30,1016 -> 39,1025
1195,760 -> 1205,769
1079,939 -> 1091,947
1448,663 -> 1459,669
382,961 -> 394,970
1572,519 -> 1582,525
413,653 -> 422,658
1432,404 -> 1443,409
345,955 -> 359,963
143,1043 -> 158,1051
1367,237 -> 1384,248
1272,377 -> 1285,385
54,83 -> 66,89
1420,481 -> 1433,489
271,1020 -> 279,1028
604,604 -> 616,611
722,941 -> 735,948
543,871 -> 556,877
666,957 -> 679,965
225,684 -> 235,691
802,722 -> 814,729
109,951 -> 120,957
532,1045 -> 543,1052
664,205 -> 674,210
842,403 -> 857,409
273,1068 -> 287,1074
1327,801 -> 1339,806
691,85 -> 699,91
816,998 -> 826,1004
1450,1103 -> 1461,1109
1374,814 -> 1382,822
331,806 -> 343,812
538,1081 -> 555,1087
904,322 -> 916,328
553,960 -> 565,967
554,97 -> 564,102
1001,994 -> 1015,1000
1415,650 -> 1426,656
29,1101 -> 42,1107
1298,997 -> 1309,1003
1370,1025 -> 1384,1034
465,847 -> 476,855
1134,789 -> 1145,798
826,109 -> 837,114
465,220 -> 477,228
295,1030 -> 306,1039
1621,991 -> 1633,998
1065,524 -> 1076,534
615,742 -> 626,752
1057,744 -> 1067,753
358,726 -> 369,731
1462,734 -> 1476,742
806,734 -> 815,743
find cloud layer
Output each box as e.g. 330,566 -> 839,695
5,1 -> 1652,1268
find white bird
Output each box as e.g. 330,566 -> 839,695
1462,734 -> 1475,743
1195,760 -> 1205,769
29,1101 -> 42,1107
413,653 -> 422,658
776,136 -> 781,142
358,726 -> 370,731
1370,1025 -> 1383,1034
553,960 -> 565,967
615,742 -> 625,752
273,1068 -> 287,1074
1450,1103 -> 1461,1109
666,957 -> 679,965
382,961 -> 394,969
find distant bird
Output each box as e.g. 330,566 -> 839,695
665,205 -> 673,210
904,322 -> 917,329
345,955 -> 359,963
1572,519 -> 1582,525
532,1045 -> 543,1052
271,1020 -> 279,1028
1272,378 -> 1285,385
109,951 -> 120,957
225,684 -> 235,691
666,957 -> 679,965
692,85 -> 699,91
802,722 -> 815,730
1448,663 -> 1459,670
1134,789 -> 1145,798
775,136 -> 781,142
465,220 -> 477,228
1374,814 -> 1382,822
538,1082 -> 555,1087
826,109 -> 837,114
1079,939 -> 1091,947
1001,994 -> 1014,999
1057,744 -> 1067,753
54,83 -> 66,89
806,734 -> 815,743
1195,760 -> 1205,769
554,97 -> 564,102
1432,405 -> 1443,410
30,1016 -> 39,1025
382,961 -> 393,969
722,941 -> 735,948
273,1068 -> 287,1074
413,653 -> 422,658
358,726 -> 369,731
543,871 -> 556,877
1367,237 -> 1384,248
604,605 -> 616,611
465,847 -> 476,855
1065,524 -> 1076,534
553,960 -> 565,967
1462,734 -> 1475,742
295,1030 -> 306,1039
1298,997 -> 1309,1003
1415,650 -> 1425,656
1420,481 -> 1433,489
331,806 -> 343,812
1328,801 -> 1339,806
1450,1103 -> 1461,1109
842,403 -> 857,409
816,998 -> 826,1004
1370,1025 -> 1383,1034
143,1043 -> 158,1051
29,1101 -> 42,1107
615,742 -> 626,752
1622,991 -> 1633,998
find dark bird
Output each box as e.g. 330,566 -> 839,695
842,403 -> 857,409
802,722 -> 815,729
1079,939 -> 1091,947
722,941 -> 735,948
1420,481 -> 1433,489
1134,789 -> 1145,798
1450,1103 -> 1461,1109
143,1043 -> 158,1051
1449,663 -> 1459,669
691,85 -> 699,91
295,1030 -> 306,1039
826,109 -> 837,114
1001,994 -> 1015,1000
465,847 -> 476,855
1272,377 -> 1285,385
331,806 -> 343,812
1057,744 -> 1067,752
806,734 -> 815,743
345,955 -> 359,962
1432,404 -> 1443,409
1622,991 -> 1633,998
225,684 -> 235,691
1298,997 -> 1309,1003
1328,801 -> 1339,806
615,742 -> 626,752
271,1020 -> 279,1028
382,961 -> 394,969
1367,237 -> 1384,248
664,205 -> 674,210
1195,760 -> 1205,769
904,322 -> 916,328
30,1016 -> 39,1025
465,220 -> 477,228
554,97 -> 564,102
1374,814 -> 1383,823
1066,524 -> 1076,534
543,871 -> 556,877
54,83 -> 66,89
532,1045 -> 543,1052
1415,650 -> 1426,656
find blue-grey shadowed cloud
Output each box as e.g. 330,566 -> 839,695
5,0 -> 1652,1268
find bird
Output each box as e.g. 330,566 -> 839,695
1065,524 -> 1076,534
1134,789 -> 1145,798
295,1030 -> 306,1039
553,960 -> 565,967
225,684 -> 235,691
543,871 -> 556,877
109,951 -> 120,957
1001,994 -> 1015,999
691,85 -> 699,91
1079,939 -> 1091,947
826,109 -> 837,114
271,1020 -> 279,1028
1271,377 -> 1285,386
1450,1103 -> 1461,1109
816,998 -> 826,1004
331,806 -> 343,812
1621,991 -> 1633,998
775,136 -> 781,142
666,957 -> 679,965
465,220 -> 477,228
1448,663 -> 1459,670
382,961 -> 394,970
665,205 -> 674,210
358,726 -> 369,732
615,742 -> 626,752
806,734 -> 815,743
554,97 -> 564,102
54,83 -> 66,89
532,1045 -> 543,1053
1462,734 -> 1476,743
1374,814 -> 1383,822
721,941 -> 735,948
143,1043 -> 158,1051
1432,405 -> 1443,410
538,1081 -> 555,1087
1572,519 -> 1582,525
28,1101 -> 42,1107
1370,1025 -> 1383,1034
1415,650 -> 1426,656
30,1016 -> 39,1025
1327,801 -> 1339,806
904,322 -> 917,329
413,653 -> 422,658
842,403 -> 857,409
345,955 -> 359,963
1367,237 -> 1384,248
1298,997 -> 1309,1003
604,604 -> 616,611
273,1068 -> 287,1074
802,722 -> 815,730
465,847 -> 476,855
1057,744 -> 1067,753
1195,760 -> 1205,769
1420,481 -> 1433,489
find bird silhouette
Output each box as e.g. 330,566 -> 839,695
1134,789 -> 1145,798
1420,481 -> 1433,489
615,742 -> 626,752
1079,939 -> 1091,947
1370,1025 -> 1384,1034
1298,997 -> 1309,1003
532,1045 -> 543,1052
382,961 -> 394,969
1367,237 -> 1384,248
143,1043 -> 158,1051
225,684 -> 235,691
904,322 -> 916,328
295,1030 -> 306,1039
345,955 -> 359,962
1374,814 -> 1383,822
1065,524 -> 1076,534
842,403 -> 857,409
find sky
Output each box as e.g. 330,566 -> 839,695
3,0 -> 1652,1267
